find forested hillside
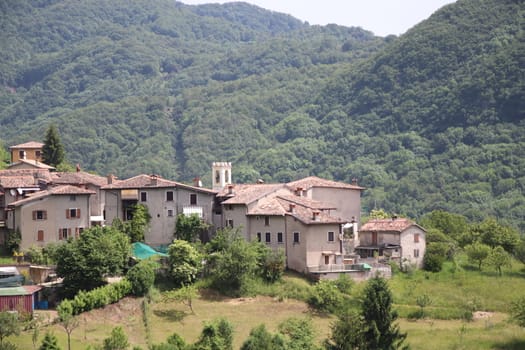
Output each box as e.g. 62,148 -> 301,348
0,0 -> 523,230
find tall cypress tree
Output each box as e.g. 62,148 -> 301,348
361,277 -> 408,350
42,124 -> 65,167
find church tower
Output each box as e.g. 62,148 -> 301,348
212,162 -> 232,191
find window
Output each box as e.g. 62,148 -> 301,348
257,232 -> 261,242
227,219 -> 234,228
190,194 -> 197,205
293,232 -> 300,243
414,249 -> 420,258
328,231 -> 335,242
264,216 -> 270,226
277,232 -> 283,243
265,232 -> 271,243
324,255 -> 330,265
69,195 -> 76,201
66,208 -> 80,219
414,233 -> 420,243
140,191 -> 147,202
166,191 -> 174,201
215,170 -> 220,183
167,209 -> 174,217
35,150 -> 41,158
37,230 -> 44,242
32,210 -> 47,220
18,150 -> 25,159
59,228 -> 71,240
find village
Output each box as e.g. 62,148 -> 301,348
0,140 -> 428,315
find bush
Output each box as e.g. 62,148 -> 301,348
63,279 -> 132,315
127,260 -> 156,296
307,280 -> 342,313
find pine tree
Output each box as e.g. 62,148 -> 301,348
42,124 -> 65,167
39,332 -> 61,350
361,277 -> 408,350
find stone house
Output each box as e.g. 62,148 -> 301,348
356,217 -> 427,268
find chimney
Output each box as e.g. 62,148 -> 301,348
295,187 -> 303,197
312,211 -> 320,221
150,174 -> 158,186
227,184 -> 234,195
107,174 -> 116,185
193,177 -> 202,187
76,164 -> 81,172
289,203 -> 296,213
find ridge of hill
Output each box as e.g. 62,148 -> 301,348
0,0 -> 524,229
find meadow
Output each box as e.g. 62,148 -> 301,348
8,256 -> 525,349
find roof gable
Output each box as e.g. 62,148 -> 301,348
286,176 -> 365,191
360,218 -> 425,233
9,141 -> 44,149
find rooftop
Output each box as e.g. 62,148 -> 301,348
286,176 -> 365,191
9,141 -> 44,149
9,185 -> 95,206
360,218 -> 421,232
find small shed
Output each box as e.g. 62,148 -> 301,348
0,285 -> 42,314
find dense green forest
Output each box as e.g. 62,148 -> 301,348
0,0 -> 524,230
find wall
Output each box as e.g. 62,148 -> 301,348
400,226 -> 426,268
309,187 -> 362,223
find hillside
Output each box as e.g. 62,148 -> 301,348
0,0 -> 524,229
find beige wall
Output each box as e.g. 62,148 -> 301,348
359,231 -> 401,246
400,226 -> 426,268
11,148 -> 42,163
15,194 -> 91,250
247,215 -> 286,249
103,187 -> 215,247
309,188 -> 362,223
222,204 -> 249,239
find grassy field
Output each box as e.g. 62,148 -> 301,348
8,258 -> 525,349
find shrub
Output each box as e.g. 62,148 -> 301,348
307,280 -> 342,313
127,260 -> 156,296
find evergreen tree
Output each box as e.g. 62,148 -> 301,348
103,327 -> 129,350
39,332 -> 61,350
361,277 -> 408,350
42,124 -> 65,167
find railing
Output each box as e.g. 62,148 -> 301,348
308,264 -> 369,273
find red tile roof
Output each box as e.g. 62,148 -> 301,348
286,176 -> 365,191
360,218 -> 420,233
220,184 -> 285,205
102,174 -> 216,194
8,159 -> 54,170
9,185 -> 95,206
9,141 -> 44,149
276,197 -> 344,225
0,175 -> 38,188
51,171 -> 108,187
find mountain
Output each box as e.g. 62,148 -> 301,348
0,0 -> 523,230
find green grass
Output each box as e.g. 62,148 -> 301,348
9,260 -> 525,349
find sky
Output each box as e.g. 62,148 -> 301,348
181,0 -> 457,36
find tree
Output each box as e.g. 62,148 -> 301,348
510,296 -> 525,328
422,243 -> 447,272
39,332 -> 61,350
0,141 -> 9,169
241,324 -> 285,350
57,300 -> 79,350
0,312 -> 20,346
193,318 -> 233,350
42,124 -> 65,167
415,294 -> 432,318
126,259 -> 156,296
5,228 -> 21,254
465,242 -> 491,270
419,210 -> 468,241
168,240 -> 202,287
514,239 -> 525,265
469,218 -> 520,253
307,280 -> 343,313
277,317 -> 318,350
54,226 -> 131,297
258,246 -> 285,283
324,311 -> 366,350
361,277 -> 408,350
151,332 -> 187,350
205,228 -> 259,294
488,246 -> 511,276
103,327 -> 129,350
175,213 -> 209,242
126,204 -> 151,243
163,284 -> 198,314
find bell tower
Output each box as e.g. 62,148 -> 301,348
212,162 -> 232,191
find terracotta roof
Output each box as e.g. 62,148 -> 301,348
51,171 -> 108,187
276,197 -> 345,225
360,218 -> 421,233
101,174 -> 216,194
0,175 -> 38,188
9,185 -> 95,206
219,184 -> 286,205
9,141 -> 44,149
286,176 -> 365,191
277,194 -> 336,210
8,159 -> 54,170
0,169 -> 52,183
247,196 -> 287,215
